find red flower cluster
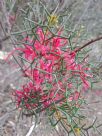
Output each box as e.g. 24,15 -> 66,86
9,28 -> 92,110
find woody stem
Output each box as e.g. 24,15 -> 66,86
75,36 -> 102,53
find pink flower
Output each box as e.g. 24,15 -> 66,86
68,83 -> 73,89
68,91 -> 80,102
8,27 -> 93,111
23,45 -> 36,60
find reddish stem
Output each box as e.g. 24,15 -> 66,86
75,36 -> 102,53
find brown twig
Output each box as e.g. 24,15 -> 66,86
75,36 -> 102,53
0,21 -> 7,36
0,35 -> 10,42
0,34 -> 10,49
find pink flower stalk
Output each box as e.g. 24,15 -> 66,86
8,27 -> 92,110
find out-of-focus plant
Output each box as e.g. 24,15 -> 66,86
6,1 -> 102,136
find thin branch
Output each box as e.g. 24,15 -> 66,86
75,36 -> 102,53
26,122 -> 35,136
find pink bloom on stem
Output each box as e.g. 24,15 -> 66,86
7,27 -> 93,111
68,91 -> 80,102
82,79 -> 90,91
23,45 -> 36,60
68,83 -> 73,89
